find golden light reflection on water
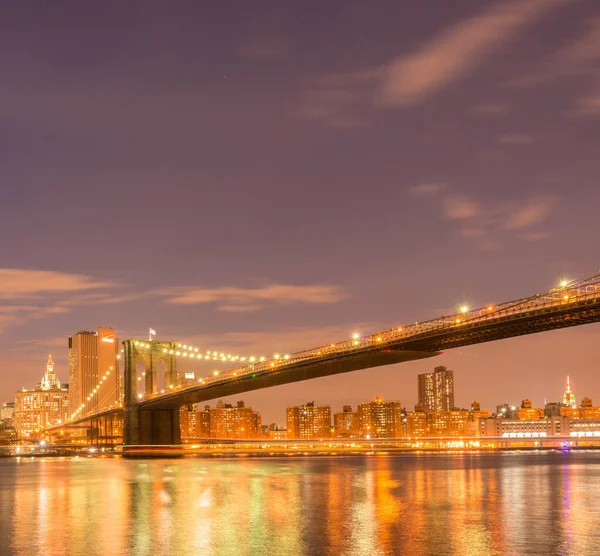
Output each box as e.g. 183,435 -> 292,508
2,453 -> 600,555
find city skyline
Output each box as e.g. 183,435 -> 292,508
1,0 -> 600,422
2,350 -> 591,428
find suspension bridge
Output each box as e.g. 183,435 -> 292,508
47,274 -> 600,447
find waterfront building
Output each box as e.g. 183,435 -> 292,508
418,366 -> 455,411
333,405 -> 358,438
470,401 -> 491,420
14,355 -> 69,438
1,402 -> 15,424
562,376 -> 577,408
560,397 -> 600,419
406,410 -> 427,438
481,416 -> 569,437
68,327 -> 120,417
517,399 -> 544,420
496,404 -> 518,419
427,410 -> 472,437
357,397 -> 402,439
286,401 -> 331,439
180,404 -> 204,439
569,418 -> 600,437
201,400 -> 261,439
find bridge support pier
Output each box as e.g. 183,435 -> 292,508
124,405 -> 181,446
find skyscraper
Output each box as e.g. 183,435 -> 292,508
14,355 -> 69,437
562,376 -> 577,408
357,397 -> 403,439
418,366 -> 455,412
68,327 -> 120,416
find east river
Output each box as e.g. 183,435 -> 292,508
1,452 -> 600,555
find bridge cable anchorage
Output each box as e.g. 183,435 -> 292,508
62,272 -> 600,424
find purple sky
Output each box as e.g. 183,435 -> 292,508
1,0 -> 600,423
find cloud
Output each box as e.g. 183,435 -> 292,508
517,17 -> 600,86
409,188 -> 556,249
503,197 -> 556,230
497,133 -> 534,145
408,183 -> 446,197
378,0 -> 568,106
571,94 -> 600,117
162,284 -> 347,311
443,196 -> 480,220
295,69 -> 380,128
298,0 -> 567,126
0,269 -> 114,300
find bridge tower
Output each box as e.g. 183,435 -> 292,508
123,339 -> 181,446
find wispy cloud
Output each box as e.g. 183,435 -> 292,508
504,197 -> 556,230
298,0 -> 567,126
409,187 -> 557,249
162,284 -> 347,312
379,0 -> 567,107
443,196 -> 480,220
0,269 -> 114,300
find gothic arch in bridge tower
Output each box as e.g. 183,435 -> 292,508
122,339 -> 179,404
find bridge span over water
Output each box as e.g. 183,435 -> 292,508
51,274 -> 600,446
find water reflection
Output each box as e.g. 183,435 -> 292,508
3,452 -> 600,555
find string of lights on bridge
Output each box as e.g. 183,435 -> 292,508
63,276 -> 588,419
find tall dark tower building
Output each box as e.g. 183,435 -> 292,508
418,366 -> 455,411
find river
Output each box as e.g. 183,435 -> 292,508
1,451 -> 600,555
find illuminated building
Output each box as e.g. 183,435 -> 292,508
427,410 -> 472,437
496,404 -> 518,419
201,400 -> 261,439
333,405 -> 358,438
418,366 -> 455,411
14,355 -> 69,438
1,402 -> 15,425
68,327 -> 120,416
517,399 -> 544,420
406,410 -> 427,438
569,418 -> 600,437
286,401 -> 331,439
562,376 -> 577,408
481,416 -> 569,437
357,397 -> 402,439
180,404 -> 203,439
470,401 -> 491,421
560,397 -> 600,419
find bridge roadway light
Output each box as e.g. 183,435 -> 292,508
560,280 -> 568,287
460,306 -> 469,314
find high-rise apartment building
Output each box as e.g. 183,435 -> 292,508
200,400 -> 261,439
418,366 -> 455,412
14,355 -> 69,438
286,401 -> 331,439
333,405 -> 358,438
68,327 -> 120,416
357,397 -> 403,439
